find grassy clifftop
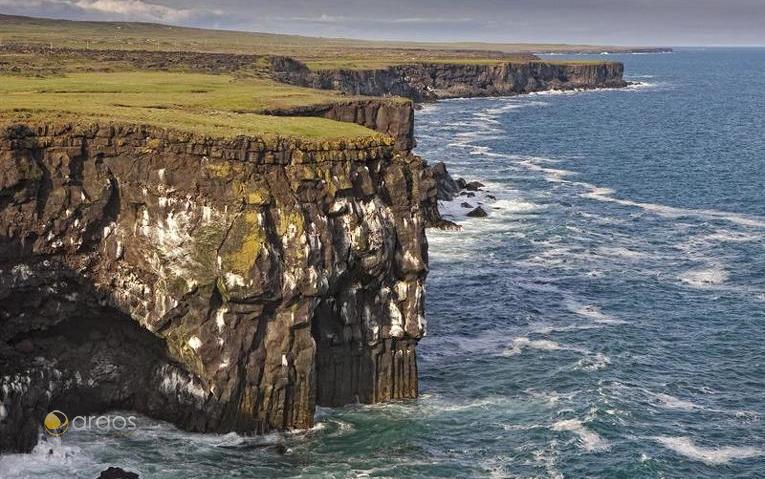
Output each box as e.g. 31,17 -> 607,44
0,71 -> 379,139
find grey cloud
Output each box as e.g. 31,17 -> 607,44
1,0 -> 763,45
0,0 -> 220,23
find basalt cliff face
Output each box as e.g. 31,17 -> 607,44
0,123 -> 431,452
262,99 -> 415,152
270,58 -> 627,101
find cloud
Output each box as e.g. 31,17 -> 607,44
283,14 -> 475,26
72,0 -> 194,21
0,0 -> 217,23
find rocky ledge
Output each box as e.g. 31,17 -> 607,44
0,123 -> 435,453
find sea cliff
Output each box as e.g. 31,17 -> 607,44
0,123 -> 430,452
270,57 -> 627,101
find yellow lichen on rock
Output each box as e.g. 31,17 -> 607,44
225,210 -> 267,275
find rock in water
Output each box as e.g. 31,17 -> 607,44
97,467 -> 139,479
464,181 -> 485,191
430,161 -> 461,201
466,206 -> 489,218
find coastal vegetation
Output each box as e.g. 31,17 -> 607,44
0,71 -> 378,139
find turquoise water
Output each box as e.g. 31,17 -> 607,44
2,49 -> 763,478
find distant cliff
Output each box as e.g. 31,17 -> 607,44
270,57 -> 627,101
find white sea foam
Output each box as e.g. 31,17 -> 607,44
700,230 -> 762,243
595,246 -> 650,260
654,436 -> 763,465
652,393 -> 699,411
567,302 -> 626,325
552,419 -> 610,452
491,198 -> 545,214
509,155 -> 765,229
0,436 -> 109,478
575,352 -> 611,371
503,337 -> 564,356
579,183 -> 765,228
678,266 -> 730,287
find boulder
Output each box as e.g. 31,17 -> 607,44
466,206 -> 488,218
97,467 -> 139,479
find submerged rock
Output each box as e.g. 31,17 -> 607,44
97,467 -> 139,479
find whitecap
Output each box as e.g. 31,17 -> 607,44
579,183 -> 765,228
595,246 -> 650,260
552,419 -> 610,452
654,436 -> 763,465
503,337 -> 564,356
678,266 -> 729,287
652,393 -> 698,411
700,230 -> 762,243
575,352 -> 611,371
567,302 -> 626,325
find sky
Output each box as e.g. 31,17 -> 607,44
1,0 -> 764,46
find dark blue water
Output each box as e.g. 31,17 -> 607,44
2,49 -> 763,478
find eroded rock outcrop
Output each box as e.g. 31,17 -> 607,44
262,99 -> 415,152
0,123 -> 432,452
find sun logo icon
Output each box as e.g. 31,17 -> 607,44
43,410 -> 69,436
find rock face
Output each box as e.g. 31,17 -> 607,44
271,59 -> 627,101
262,99 -> 415,152
429,162 -> 461,201
0,123 -> 431,452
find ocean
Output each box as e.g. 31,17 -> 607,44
2,48 -> 764,478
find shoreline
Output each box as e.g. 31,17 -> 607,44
0,31 -> 631,457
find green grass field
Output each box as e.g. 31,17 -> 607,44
0,14 -> 653,69
0,71 -> 378,139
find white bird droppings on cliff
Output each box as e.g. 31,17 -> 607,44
224,272 -> 246,289
395,281 -> 409,300
389,301 -> 404,338
215,306 -> 227,332
188,336 -> 202,350
219,357 -> 229,370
